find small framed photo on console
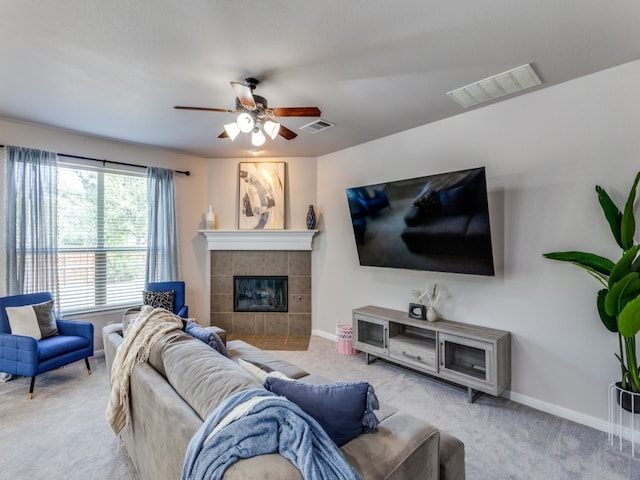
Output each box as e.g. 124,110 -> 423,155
408,303 -> 426,320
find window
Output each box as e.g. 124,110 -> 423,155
57,163 -> 147,312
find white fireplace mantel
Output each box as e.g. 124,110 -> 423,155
199,229 -> 318,251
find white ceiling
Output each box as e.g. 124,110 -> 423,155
1,1 -> 639,159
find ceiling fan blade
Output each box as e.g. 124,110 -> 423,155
231,82 -> 256,109
218,130 -> 228,139
278,124 -> 298,140
272,107 -> 321,117
174,106 -> 236,113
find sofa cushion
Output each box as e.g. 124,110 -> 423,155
238,358 -> 289,384
147,330 -> 184,379
162,333 -> 260,420
227,340 -> 309,379
38,334 -> 90,361
264,376 -> 380,447
122,306 -> 142,337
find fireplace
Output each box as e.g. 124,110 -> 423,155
234,276 -> 288,312
209,250 -> 312,336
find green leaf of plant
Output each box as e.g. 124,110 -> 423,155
622,287 -> 640,311
621,171 -> 640,250
609,244 -> 640,287
542,251 -> 614,277
597,288 -> 618,332
596,185 -> 623,249
605,272 -> 640,316
619,295 -> 640,338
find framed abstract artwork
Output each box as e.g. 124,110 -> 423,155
238,162 -> 286,229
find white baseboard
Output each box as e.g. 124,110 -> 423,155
502,390 -> 608,432
312,329 -> 337,342
502,390 -> 640,443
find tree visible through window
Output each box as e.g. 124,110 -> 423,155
57,164 -> 147,312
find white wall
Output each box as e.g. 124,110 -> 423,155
314,59 -> 640,428
0,120 -> 209,348
206,156 -> 318,230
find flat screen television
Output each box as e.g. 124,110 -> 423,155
345,166 -> 495,276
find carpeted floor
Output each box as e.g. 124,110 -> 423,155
0,352 -> 137,479
1,335 -> 639,479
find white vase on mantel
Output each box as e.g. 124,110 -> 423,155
205,206 -> 216,230
426,306 -> 438,322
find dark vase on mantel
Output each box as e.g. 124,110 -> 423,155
306,205 -> 316,230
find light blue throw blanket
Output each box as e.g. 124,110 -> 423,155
182,388 -> 362,480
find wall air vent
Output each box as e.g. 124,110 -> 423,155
447,64 -> 542,108
300,119 -> 335,134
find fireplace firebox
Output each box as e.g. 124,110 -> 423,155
233,276 -> 288,312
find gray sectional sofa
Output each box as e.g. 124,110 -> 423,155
103,322 -> 465,480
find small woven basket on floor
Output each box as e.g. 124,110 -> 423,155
336,323 -> 358,355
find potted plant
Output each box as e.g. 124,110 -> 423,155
543,172 -> 640,409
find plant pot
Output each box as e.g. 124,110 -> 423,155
614,382 -> 640,414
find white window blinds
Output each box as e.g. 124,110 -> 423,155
57,163 -> 148,313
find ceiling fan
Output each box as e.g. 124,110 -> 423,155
174,77 -> 321,146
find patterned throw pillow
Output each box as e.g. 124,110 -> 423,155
142,290 -> 175,311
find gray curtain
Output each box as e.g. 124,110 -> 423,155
5,145 -> 59,297
146,166 -> 179,282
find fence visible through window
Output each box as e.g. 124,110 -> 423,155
57,248 -> 146,312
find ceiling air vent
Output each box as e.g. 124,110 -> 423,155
300,119 -> 335,134
447,64 -> 542,108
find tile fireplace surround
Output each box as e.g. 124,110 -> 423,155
202,230 -> 317,336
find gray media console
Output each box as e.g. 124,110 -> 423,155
352,305 -> 511,402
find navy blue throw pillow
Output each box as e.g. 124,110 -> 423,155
184,321 -> 228,357
263,377 -> 379,447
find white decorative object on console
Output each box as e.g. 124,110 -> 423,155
410,283 -> 447,322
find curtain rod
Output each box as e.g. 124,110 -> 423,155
0,145 -> 191,176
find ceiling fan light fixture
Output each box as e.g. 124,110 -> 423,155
237,112 -> 255,133
251,128 -> 266,147
263,119 -> 280,140
224,122 -> 240,140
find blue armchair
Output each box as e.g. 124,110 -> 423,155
145,281 -> 188,318
0,292 -> 94,399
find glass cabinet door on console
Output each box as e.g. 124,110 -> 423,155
353,313 -> 388,357
439,333 -> 493,390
